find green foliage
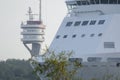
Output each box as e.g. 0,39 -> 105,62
0,59 -> 38,80
33,50 -> 81,80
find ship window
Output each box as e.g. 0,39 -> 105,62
87,57 -> 102,62
72,34 -> 77,38
66,22 -> 73,26
101,0 -> 108,4
107,58 -> 120,62
63,35 -> 68,38
82,21 -> 89,26
98,20 -> 105,25
77,1 -> 81,5
116,63 -> 120,67
82,1 -> 90,5
69,58 -> 83,62
90,0 -> 96,4
95,0 -> 99,4
109,0 -> 117,4
81,34 -> 85,37
56,35 -> 60,39
118,0 -> 120,4
90,34 -> 95,37
104,42 -> 115,48
89,20 -> 96,25
98,33 -> 103,37
74,21 -> 81,26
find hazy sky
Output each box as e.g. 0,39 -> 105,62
0,0 -> 67,60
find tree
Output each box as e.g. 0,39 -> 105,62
32,50 -> 81,80
0,59 -> 38,80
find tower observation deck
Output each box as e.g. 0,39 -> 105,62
21,0 -> 45,57
50,0 -> 120,61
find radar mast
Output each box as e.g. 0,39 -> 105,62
39,0 -> 42,21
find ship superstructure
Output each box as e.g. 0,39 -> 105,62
50,0 -> 120,61
49,0 -> 120,79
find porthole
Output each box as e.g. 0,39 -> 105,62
98,33 -> 102,37
81,34 -> 85,37
56,35 -> 60,39
116,63 -> 120,67
90,34 -> 95,37
72,34 -> 77,38
63,35 -> 68,38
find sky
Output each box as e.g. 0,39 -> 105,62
0,0 -> 67,60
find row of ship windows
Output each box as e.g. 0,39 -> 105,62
56,33 -> 103,39
83,64 -> 120,67
66,20 -> 105,27
69,57 -> 119,63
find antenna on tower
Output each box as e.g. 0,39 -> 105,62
28,7 -> 33,20
39,0 -> 42,21
26,7 -> 38,21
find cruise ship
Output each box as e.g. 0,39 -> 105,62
21,0 -> 120,80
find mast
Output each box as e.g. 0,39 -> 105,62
28,7 -> 33,20
39,0 -> 41,21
